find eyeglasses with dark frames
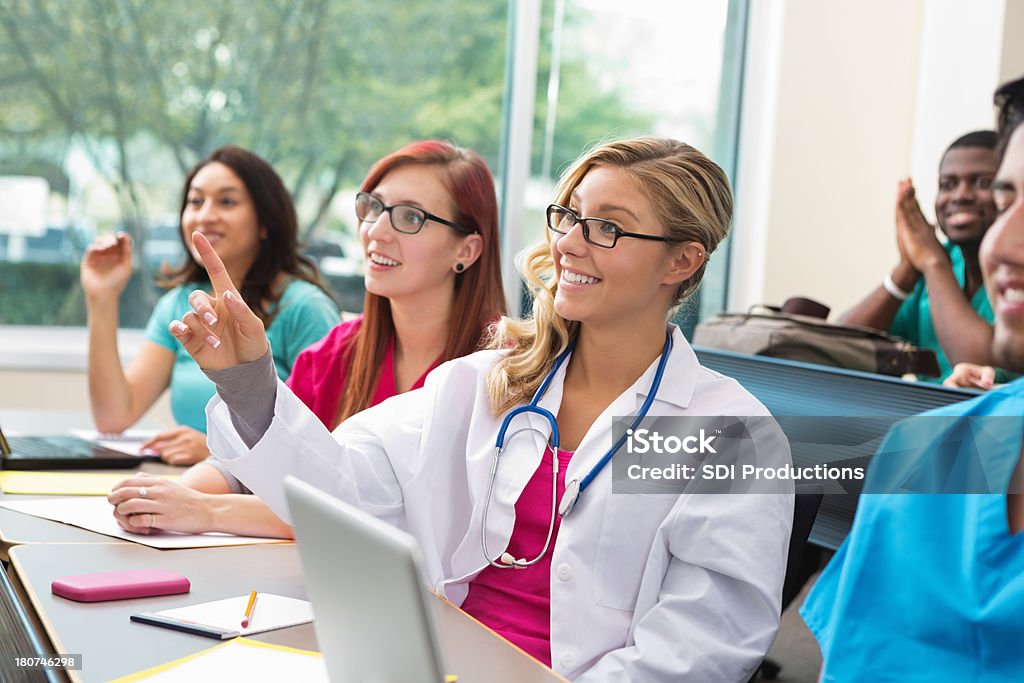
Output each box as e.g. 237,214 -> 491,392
355,192 -> 475,235
545,204 -> 673,249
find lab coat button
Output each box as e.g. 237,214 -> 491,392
559,652 -> 576,669
556,563 -> 572,581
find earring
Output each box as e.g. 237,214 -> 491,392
454,263 -> 465,273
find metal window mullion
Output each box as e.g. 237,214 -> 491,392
497,0 -> 542,318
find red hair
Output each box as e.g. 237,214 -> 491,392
334,140 -> 506,426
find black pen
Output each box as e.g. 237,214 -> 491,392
130,613 -> 240,640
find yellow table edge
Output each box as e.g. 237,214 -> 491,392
0,471 -> 178,496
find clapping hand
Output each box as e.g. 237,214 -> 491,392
169,232 -> 269,370
895,179 -> 948,272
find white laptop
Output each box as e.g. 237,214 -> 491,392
284,476 -> 448,683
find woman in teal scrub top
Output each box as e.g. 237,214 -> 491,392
80,146 -> 339,465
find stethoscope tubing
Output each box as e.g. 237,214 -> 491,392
482,330 -> 673,569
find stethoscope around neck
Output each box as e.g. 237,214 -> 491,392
481,329 -> 674,569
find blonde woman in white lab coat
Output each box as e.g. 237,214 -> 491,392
160,137 -> 794,681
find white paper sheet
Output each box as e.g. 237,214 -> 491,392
70,428 -> 162,456
0,497 -> 286,549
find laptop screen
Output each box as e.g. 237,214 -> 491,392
284,476 -> 448,683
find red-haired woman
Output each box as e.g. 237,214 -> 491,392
109,140 -> 506,538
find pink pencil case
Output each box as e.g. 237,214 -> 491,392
52,569 -> 190,602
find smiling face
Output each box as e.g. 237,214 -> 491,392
181,162 -> 263,277
549,165 -> 687,331
935,146 -> 999,245
359,164 -> 472,306
981,126 -> 1024,371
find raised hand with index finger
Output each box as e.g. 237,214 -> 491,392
169,232 -> 270,370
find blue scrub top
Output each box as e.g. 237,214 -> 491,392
801,380 -> 1024,682
144,280 -> 339,432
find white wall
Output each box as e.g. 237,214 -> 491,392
730,0 -> 1024,316
0,369 -> 88,412
1000,0 -> 1024,85
0,328 -> 173,425
911,0 -> 1014,219
0,367 -> 173,425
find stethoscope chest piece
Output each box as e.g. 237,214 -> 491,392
558,479 -> 580,518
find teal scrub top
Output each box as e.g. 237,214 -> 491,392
144,279 -> 339,432
889,242 -> 993,383
801,380 -> 1024,682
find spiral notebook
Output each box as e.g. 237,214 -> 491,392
131,593 -> 313,640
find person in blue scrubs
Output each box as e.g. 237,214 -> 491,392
801,75 -> 1024,681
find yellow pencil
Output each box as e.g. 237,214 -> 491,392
241,590 -> 258,628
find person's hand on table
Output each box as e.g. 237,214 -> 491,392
108,473 -> 215,535
169,232 -> 269,370
141,426 -> 210,466
943,362 -> 996,390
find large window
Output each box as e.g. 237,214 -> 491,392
0,0 -> 510,325
0,0 -> 743,339
517,0 -> 744,332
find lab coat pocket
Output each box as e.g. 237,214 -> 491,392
593,493 -> 676,611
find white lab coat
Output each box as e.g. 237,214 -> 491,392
207,326 -> 793,681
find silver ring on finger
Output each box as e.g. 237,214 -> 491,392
139,486 -> 148,498
149,513 -> 157,528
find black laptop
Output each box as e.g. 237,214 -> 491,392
0,423 -> 156,470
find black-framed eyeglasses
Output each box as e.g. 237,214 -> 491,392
355,192 -> 474,235
545,204 -> 673,249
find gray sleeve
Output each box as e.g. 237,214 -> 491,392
203,349 -> 277,449
202,456 -> 250,494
